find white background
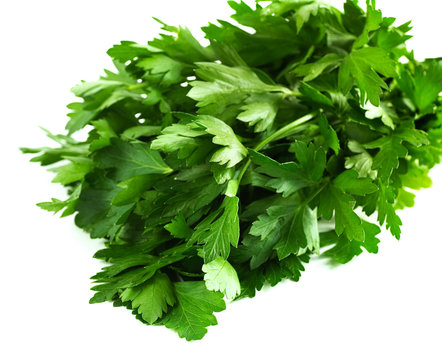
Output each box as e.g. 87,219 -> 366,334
1,0 -> 441,359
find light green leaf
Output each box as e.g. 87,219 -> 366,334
202,257 -> 241,299
37,185 -> 81,217
51,157 -> 94,185
345,140 -> 377,179
137,54 -> 184,86
121,126 -> 162,141
196,115 -> 248,167
188,62 -> 290,112
107,41 -> 151,62
89,119 -> 117,151
364,101 -> 397,129
151,123 -> 206,159
237,101 -> 278,132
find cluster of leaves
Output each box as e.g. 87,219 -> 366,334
22,0 -> 441,340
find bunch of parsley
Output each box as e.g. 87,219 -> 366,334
22,0 -> 441,340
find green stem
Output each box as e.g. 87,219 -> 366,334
253,111 -> 317,152
236,158 -> 251,186
127,83 -> 146,91
226,111 -> 318,196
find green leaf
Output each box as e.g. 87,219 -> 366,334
164,213 -> 193,239
151,123 -> 207,159
365,135 -> 408,179
112,174 -> 159,206
65,103 -> 97,134
202,257 -> 241,299
164,281 -> 226,340
339,46 -> 396,105
247,206 -> 286,268
299,82 -> 333,107
190,196 -> 240,262
250,150 -> 309,197
50,157 -> 94,185
290,141 -> 327,182
294,2 -> 319,32
376,181 -> 402,239
274,205 -> 320,259
364,101 -> 397,129
400,163 -> 432,190
211,163 -> 235,184
95,138 -> 172,180
90,243 -> 188,304
188,62 -> 290,114
152,115 -> 247,167
237,100 -> 278,132
414,59 -> 442,112
250,143 -> 325,197
107,41 -> 151,62
395,188 -> 415,210
89,119 -> 117,151
120,272 -> 176,324
333,170 -> 378,196
319,184 -> 365,242
353,0 -> 383,49
247,200 -> 319,264
345,140 -> 377,179
22,0 -> 442,341
149,20 -> 215,64
121,126 -> 162,141
75,176 -> 135,239
294,53 -> 343,82
303,206 -> 320,254
196,115 -> 248,167
137,54 -> 185,86
37,185 -> 81,217
397,128 -> 429,147
321,221 -> 381,264
318,113 -> 340,154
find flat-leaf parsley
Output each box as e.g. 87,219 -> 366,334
22,0 -> 442,340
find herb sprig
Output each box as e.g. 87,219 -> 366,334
22,0 -> 442,340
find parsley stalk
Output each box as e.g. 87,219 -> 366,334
226,111 -> 318,197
